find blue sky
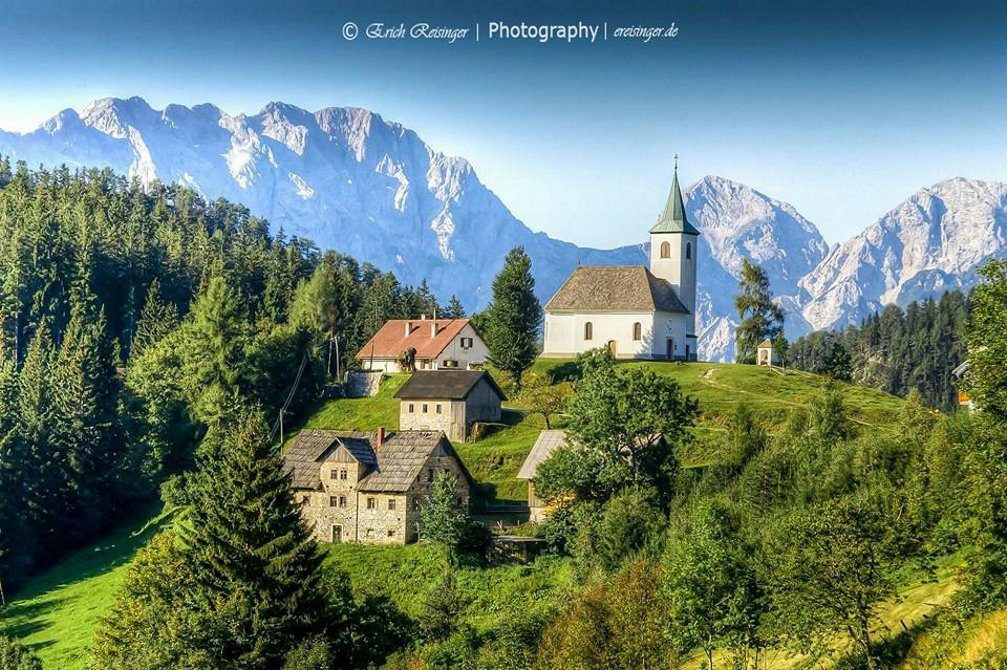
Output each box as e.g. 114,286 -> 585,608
0,0 -> 1004,246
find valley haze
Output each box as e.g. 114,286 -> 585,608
1,96 -> 1004,362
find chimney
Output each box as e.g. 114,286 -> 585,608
404,321 -> 412,337
430,322 -> 438,338
376,426 -> 385,447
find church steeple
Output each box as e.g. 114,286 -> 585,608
650,156 -> 700,236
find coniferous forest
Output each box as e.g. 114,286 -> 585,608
788,291 -> 969,410
0,160 -> 447,587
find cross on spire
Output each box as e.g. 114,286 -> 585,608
674,153 -> 679,170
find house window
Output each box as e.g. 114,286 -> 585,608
660,241 -> 671,259
436,404 -> 442,414
340,469 -> 347,480
633,322 -> 642,341
329,496 -> 338,507
388,499 -> 396,510
584,322 -> 593,340
409,403 -> 415,413
414,498 -> 421,510
443,359 -> 458,368
330,469 -> 339,479
366,528 -> 374,538
367,497 -> 376,509
460,337 -> 473,349
686,242 -> 692,260
339,495 -> 347,508
422,403 -> 429,413
387,529 -> 395,537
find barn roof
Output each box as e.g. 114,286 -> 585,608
395,370 -> 506,401
282,429 -> 472,493
517,430 -> 570,480
354,318 -> 474,361
544,266 -> 689,314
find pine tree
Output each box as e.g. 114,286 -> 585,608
50,295 -> 122,544
442,295 -> 466,320
131,279 -> 179,361
484,247 -> 542,389
733,259 -> 784,364
184,414 -> 330,667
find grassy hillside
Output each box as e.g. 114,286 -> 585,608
0,361 -> 910,667
0,507 -> 174,670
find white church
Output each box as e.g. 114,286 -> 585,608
541,162 -> 700,361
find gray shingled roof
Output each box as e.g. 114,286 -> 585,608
517,430 -> 570,480
282,429 -> 471,493
395,370 -> 507,401
544,266 -> 689,314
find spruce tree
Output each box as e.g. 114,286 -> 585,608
185,414 -> 330,667
485,247 -> 542,389
733,259 -> 784,364
131,279 -> 179,361
50,296 -> 121,544
442,295 -> 466,320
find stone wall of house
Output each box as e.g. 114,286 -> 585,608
399,399 -> 467,441
405,447 -> 472,540
354,493 -> 409,544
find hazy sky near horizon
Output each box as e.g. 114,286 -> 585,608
0,0 -> 1004,247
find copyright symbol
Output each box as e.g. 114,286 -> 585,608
342,22 -> 358,40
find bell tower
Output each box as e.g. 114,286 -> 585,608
649,155 -> 699,354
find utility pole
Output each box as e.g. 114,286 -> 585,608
334,334 -> 341,382
279,409 -> 284,445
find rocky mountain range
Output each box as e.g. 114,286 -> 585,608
2,97 -> 1004,361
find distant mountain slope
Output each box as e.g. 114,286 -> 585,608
799,178 -> 1007,330
3,97 -> 1002,361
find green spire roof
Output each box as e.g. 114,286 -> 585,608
650,165 -> 700,236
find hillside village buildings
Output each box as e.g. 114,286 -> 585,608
355,317 -> 488,373
283,428 -> 472,545
396,370 -> 506,441
541,163 -> 700,361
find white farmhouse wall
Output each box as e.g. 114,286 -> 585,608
434,323 -> 489,369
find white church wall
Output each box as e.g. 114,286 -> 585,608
542,311 -> 661,359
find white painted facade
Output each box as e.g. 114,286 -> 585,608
542,310 -> 690,360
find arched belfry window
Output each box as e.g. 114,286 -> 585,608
633,322 -> 642,341
686,242 -> 692,260
660,241 -> 671,259
584,322 -> 593,340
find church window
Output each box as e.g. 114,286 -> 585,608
660,241 -> 670,259
584,322 -> 593,340
686,242 -> 692,260
633,322 -> 642,341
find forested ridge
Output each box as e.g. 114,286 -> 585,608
0,158 -> 453,587
789,291 -> 969,410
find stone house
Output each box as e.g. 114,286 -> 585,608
395,370 -> 506,441
517,430 -> 568,523
283,428 -> 473,545
541,163 -> 700,361
355,316 -> 489,373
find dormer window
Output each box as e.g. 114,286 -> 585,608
660,241 -> 671,259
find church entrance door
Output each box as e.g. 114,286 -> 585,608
666,339 -> 674,360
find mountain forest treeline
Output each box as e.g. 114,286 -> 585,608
0,158 -> 456,587
788,290 -> 969,410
